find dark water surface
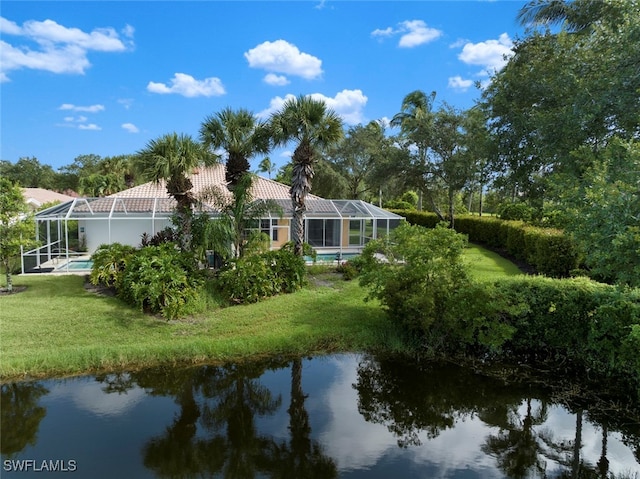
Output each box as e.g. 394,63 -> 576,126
2,353 -> 639,478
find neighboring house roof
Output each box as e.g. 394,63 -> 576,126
22,188 -> 76,210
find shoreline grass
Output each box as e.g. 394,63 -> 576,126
0,244 -> 523,382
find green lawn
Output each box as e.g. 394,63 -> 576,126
0,244 -> 522,380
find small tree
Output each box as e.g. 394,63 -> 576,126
0,178 -> 36,292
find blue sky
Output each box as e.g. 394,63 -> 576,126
1,1 -> 526,171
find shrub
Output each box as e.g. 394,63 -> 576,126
90,243 -> 137,288
498,202 -> 534,222
119,244 -> 202,320
216,248 -> 306,304
492,276 -> 640,384
359,223 -> 469,345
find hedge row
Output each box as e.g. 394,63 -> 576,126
492,276 -> 640,390
389,210 -> 583,278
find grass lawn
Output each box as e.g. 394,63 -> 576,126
0,244 -> 523,381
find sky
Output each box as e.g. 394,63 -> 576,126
1,1 -> 528,172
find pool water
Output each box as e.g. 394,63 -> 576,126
56,259 -> 93,271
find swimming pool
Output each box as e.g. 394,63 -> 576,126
56,259 -> 94,271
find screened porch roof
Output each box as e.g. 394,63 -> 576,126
35,197 -> 403,221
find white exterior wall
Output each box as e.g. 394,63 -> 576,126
82,218 -> 172,254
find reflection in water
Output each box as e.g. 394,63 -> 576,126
0,383 -> 48,457
1,354 -> 638,478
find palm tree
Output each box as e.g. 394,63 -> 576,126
517,0 -> 604,33
200,108 -> 271,188
135,132 -> 218,252
270,95 -> 344,256
390,90 -> 442,215
258,157 -> 276,179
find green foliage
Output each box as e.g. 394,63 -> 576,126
140,227 -> 178,247
360,223 -> 465,342
394,210 -> 583,278
558,139 -> 640,286
384,200 -> 416,210
90,243 -> 137,288
215,248 -> 306,304
498,202 -> 534,222
0,178 -> 38,291
119,244 -> 202,320
490,276 -> 640,387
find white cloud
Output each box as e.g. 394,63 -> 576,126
78,123 -> 101,130
371,27 -> 394,38
59,103 -> 105,112
264,73 -> 290,86
147,72 -> 226,97
310,89 -> 368,125
121,123 -> 139,133
0,16 -> 133,80
245,40 -> 323,80
448,75 -> 473,92
64,115 -> 88,122
257,89 -> 368,126
372,20 -> 442,48
398,20 -> 442,48
458,33 -> 514,73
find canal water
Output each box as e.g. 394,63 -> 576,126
2,353 -> 639,478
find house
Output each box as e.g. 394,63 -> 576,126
25,165 -> 402,270
22,188 -> 76,211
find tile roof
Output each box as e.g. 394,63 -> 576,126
22,188 -> 76,209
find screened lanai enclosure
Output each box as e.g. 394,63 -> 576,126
23,196 -> 403,273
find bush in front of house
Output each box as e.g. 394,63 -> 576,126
215,247 -> 306,304
118,244 -> 202,320
90,243 -> 137,289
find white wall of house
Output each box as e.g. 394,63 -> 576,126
80,218 -> 172,253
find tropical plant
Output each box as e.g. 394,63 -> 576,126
119,244 -> 202,320
200,107 -> 271,188
270,95 -> 344,255
258,157 -> 276,178
200,173 -> 282,259
134,133 -> 218,252
89,242 -> 137,289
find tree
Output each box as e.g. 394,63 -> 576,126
55,154 -> 102,192
199,173 -> 281,259
0,178 -> 36,292
0,157 -> 57,189
391,90 -> 438,213
200,107 -> 271,188
258,157 -> 276,179
325,121 -> 391,200
134,133 -> 218,252
557,139 -> 640,287
517,0 -> 607,33
270,95 -> 344,256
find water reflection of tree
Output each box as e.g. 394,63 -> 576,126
0,382 -> 48,456
112,362 -> 284,478
480,398 -> 550,478
260,358 -> 338,478
355,355 -> 524,447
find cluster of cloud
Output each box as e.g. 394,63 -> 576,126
57,103 -> 103,130
257,89 -> 368,126
56,102 -> 139,133
244,39 -> 323,85
0,16 -> 133,82
449,33 -> 514,92
371,20 -> 442,48
147,72 -> 225,98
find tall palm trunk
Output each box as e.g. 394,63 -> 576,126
290,143 -> 314,256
